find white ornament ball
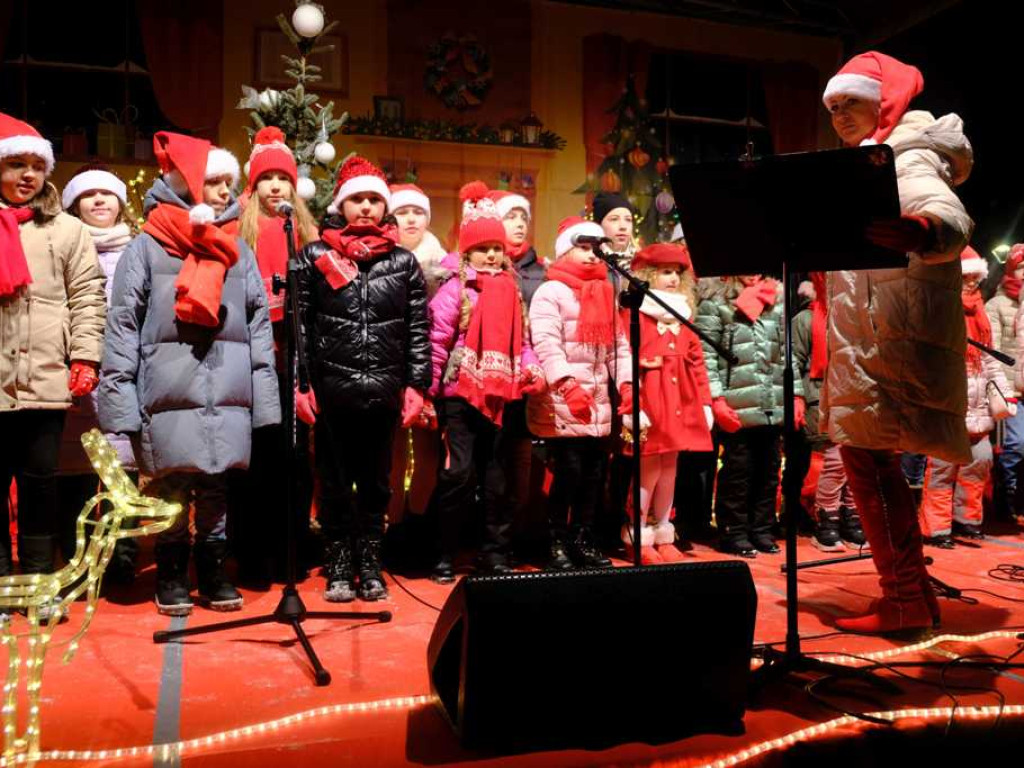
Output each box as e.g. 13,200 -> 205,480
296,177 -> 317,200
292,3 -> 325,38
313,141 -> 336,164
258,89 -> 281,111
244,161 -> 251,177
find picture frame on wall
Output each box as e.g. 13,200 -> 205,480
374,96 -> 404,123
254,28 -> 349,97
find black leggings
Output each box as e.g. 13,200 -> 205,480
0,410 -> 66,539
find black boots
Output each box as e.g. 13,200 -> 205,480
356,537 -> 388,601
813,508 -> 843,552
323,540 -> 356,602
569,527 -> 612,569
195,540 -> 243,611
839,506 -> 868,549
155,542 -> 193,616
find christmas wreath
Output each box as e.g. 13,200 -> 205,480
424,33 -> 493,110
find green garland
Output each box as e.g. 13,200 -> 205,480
343,114 -> 566,150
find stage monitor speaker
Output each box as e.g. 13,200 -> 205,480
427,561 -> 756,752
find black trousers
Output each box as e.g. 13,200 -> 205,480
780,428 -> 814,529
714,426 -> 783,543
1,410 -> 65,543
434,397 -> 517,560
674,445 -> 719,539
315,405 -> 398,542
547,437 -> 608,538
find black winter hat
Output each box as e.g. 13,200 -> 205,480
592,192 -> 635,224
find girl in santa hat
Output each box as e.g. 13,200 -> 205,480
528,216 -> 634,570
694,274 -> 805,558
620,243 -> 713,564
820,52 -> 974,634
0,114 -> 106,583
232,127 -> 319,585
919,249 -> 1013,547
56,164 -> 139,582
488,189 -> 544,305
426,182 -> 544,583
294,155 -> 431,602
98,132 -> 280,616
390,183 -> 448,292
988,244 -> 1024,520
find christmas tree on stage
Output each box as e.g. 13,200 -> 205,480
237,2 -> 348,217
574,75 -> 677,245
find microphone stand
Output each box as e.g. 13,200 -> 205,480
592,244 -> 737,566
154,209 -> 391,687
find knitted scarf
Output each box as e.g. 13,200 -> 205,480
143,204 -> 241,328
505,240 -> 531,261
0,206 -> 34,298
545,260 -> 615,347
316,222 -> 398,290
254,215 -> 300,322
963,289 -> 991,373
734,278 -> 778,322
85,222 -> 133,252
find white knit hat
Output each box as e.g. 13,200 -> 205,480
62,169 -> 128,210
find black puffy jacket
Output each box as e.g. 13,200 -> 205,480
297,239 -> 431,411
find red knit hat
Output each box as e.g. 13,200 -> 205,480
153,131 -> 240,224
328,155 -> 391,215
487,189 -> 531,221
631,242 -> 691,271
554,216 -> 604,258
0,112 -> 54,175
960,245 -> 988,278
246,127 -> 297,193
822,51 -> 924,144
390,183 -> 431,220
458,181 -> 507,253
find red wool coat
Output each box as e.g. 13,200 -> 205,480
625,292 -> 713,455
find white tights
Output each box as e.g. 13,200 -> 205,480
639,452 -> 679,525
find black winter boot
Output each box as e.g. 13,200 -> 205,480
323,540 -> 356,602
546,534 -> 575,571
356,537 -> 388,602
195,540 -> 243,612
812,509 -> 844,552
569,526 -> 612,569
839,506 -> 869,549
155,542 -> 193,616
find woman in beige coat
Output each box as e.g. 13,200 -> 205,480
820,53 -> 973,634
0,114 -> 106,576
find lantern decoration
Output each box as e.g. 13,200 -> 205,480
499,121 -> 517,145
600,168 -> 622,193
628,144 -> 650,169
520,113 -> 543,146
656,158 -> 669,175
655,191 -> 675,215
292,2 -> 326,38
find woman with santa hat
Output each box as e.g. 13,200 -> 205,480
98,131 -> 280,616
820,52 -> 974,634
0,114 -> 106,583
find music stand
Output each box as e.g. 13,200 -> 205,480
669,145 -> 905,689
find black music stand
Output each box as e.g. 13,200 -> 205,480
669,145 -> 905,690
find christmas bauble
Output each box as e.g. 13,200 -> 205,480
628,145 -> 650,169
292,3 -> 325,38
243,161 -> 251,178
600,168 -> 621,193
313,141 -> 336,164
258,89 -> 281,111
656,159 -> 669,175
296,177 -> 317,200
655,191 -> 675,214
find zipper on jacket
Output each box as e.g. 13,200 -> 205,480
360,270 -> 370,360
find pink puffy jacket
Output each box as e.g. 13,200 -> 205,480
428,266 -> 539,400
526,279 -> 633,438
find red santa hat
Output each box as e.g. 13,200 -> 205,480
153,131 -> 240,225
1007,244 -> 1024,276
328,155 -> 391,215
631,242 -> 691,271
822,51 -> 924,144
389,183 -> 430,220
61,166 -> 127,210
960,245 -> 988,278
0,112 -> 54,175
487,189 -> 531,221
555,216 -> 604,258
246,127 -> 297,193
458,181 -> 507,253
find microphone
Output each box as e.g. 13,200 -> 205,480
571,233 -> 612,247
275,200 -> 294,218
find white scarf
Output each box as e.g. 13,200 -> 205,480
86,222 -> 133,252
639,289 -> 691,330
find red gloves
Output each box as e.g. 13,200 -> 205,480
794,397 -> 806,430
559,378 -> 596,424
712,397 -> 742,433
417,398 -> 438,430
520,365 -> 547,396
401,387 -> 425,428
617,382 -> 634,415
295,387 -> 319,425
68,361 -> 99,397
866,215 -> 934,254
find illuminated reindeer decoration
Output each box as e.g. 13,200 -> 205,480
0,429 -> 181,760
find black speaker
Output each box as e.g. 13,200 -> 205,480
427,561 -> 756,752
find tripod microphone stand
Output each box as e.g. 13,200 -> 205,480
154,210 -> 391,687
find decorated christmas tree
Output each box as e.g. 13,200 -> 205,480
575,75 -> 677,245
237,2 -> 348,217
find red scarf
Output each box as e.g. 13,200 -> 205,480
963,290 -> 991,373
810,272 -> 828,379
734,278 -> 778,321
315,222 -> 398,289
0,207 -> 34,298
545,260 -> 615,347
455,269 -> 524,425
506,241 -> 531,261
255,215 -> 299,323
1004,275 -> 1023,302
144,204 -> 240,328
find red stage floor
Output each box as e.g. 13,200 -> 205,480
23,525 -> 1024,767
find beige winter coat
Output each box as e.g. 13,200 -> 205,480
986,289 -> 1020,395
822,111 -> 974,464
0,194 -> 106,411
